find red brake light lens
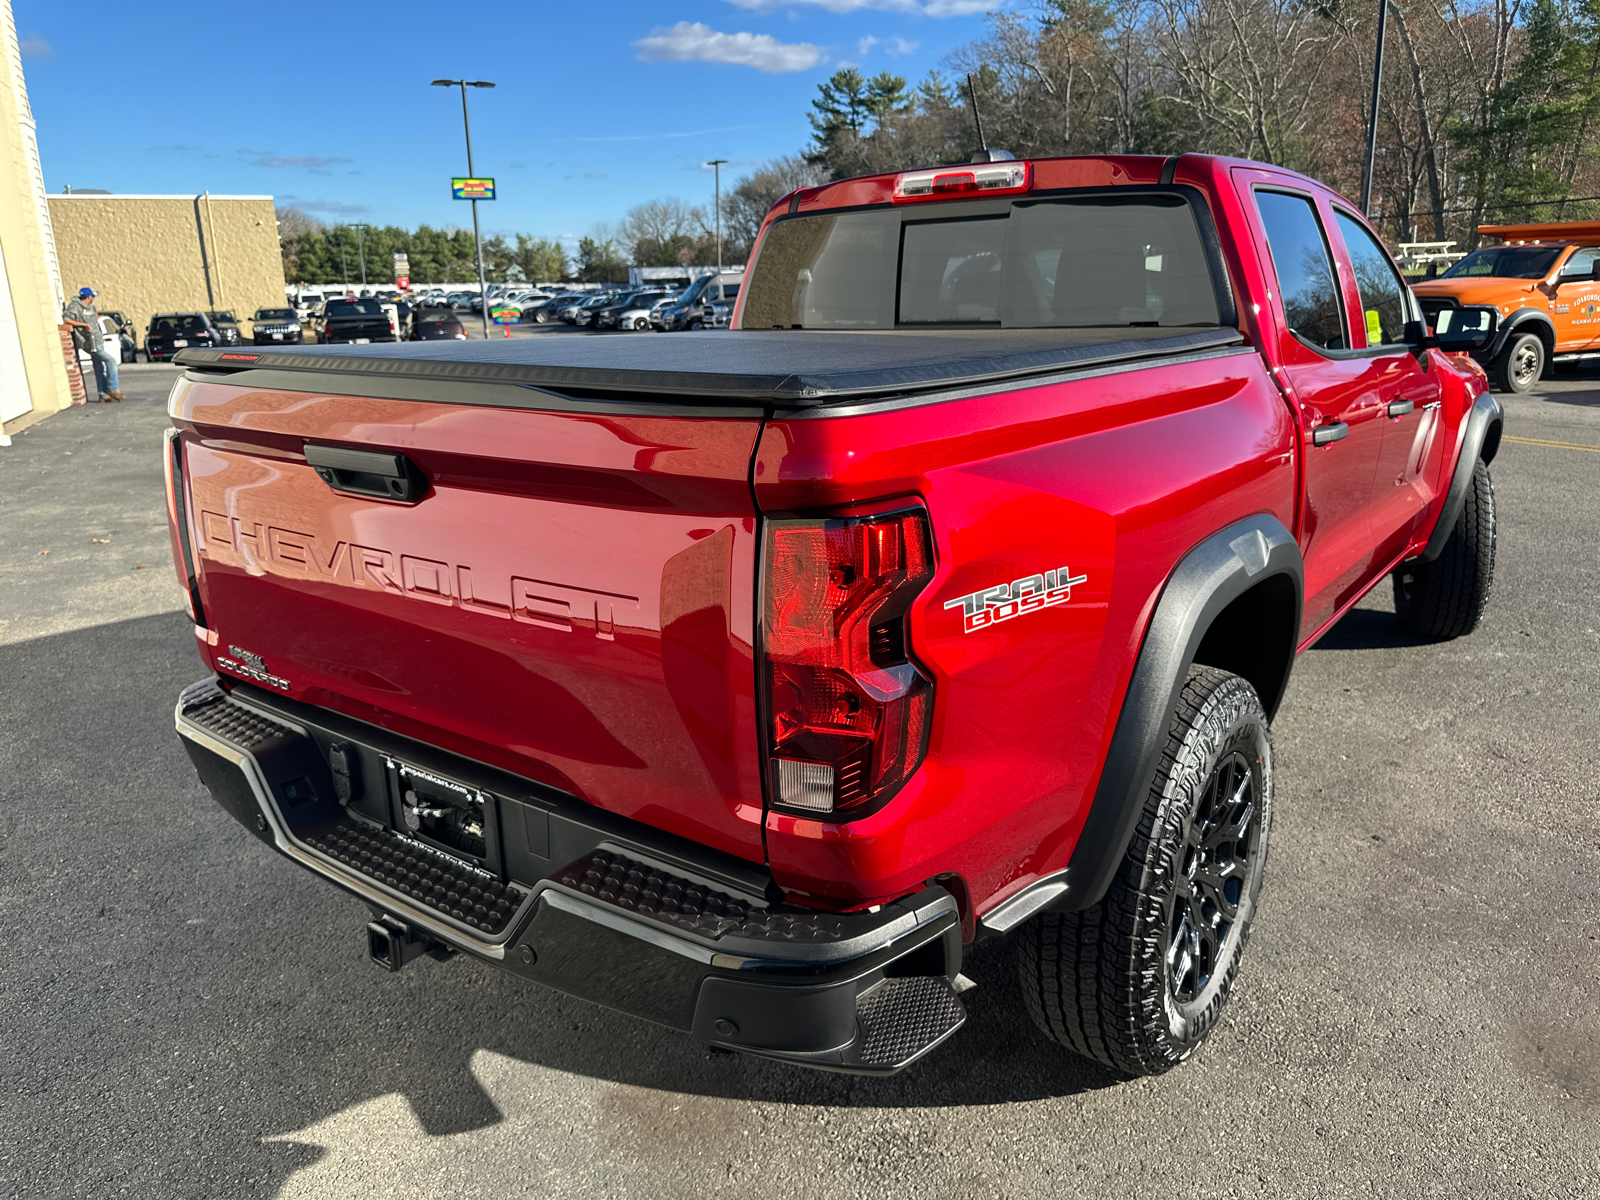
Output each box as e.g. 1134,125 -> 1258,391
763,507 -> 934,818
893,161 -> 1030,203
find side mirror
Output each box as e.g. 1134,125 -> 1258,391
1430,305 -> 1497,353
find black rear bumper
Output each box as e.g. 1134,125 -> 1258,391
174,678 -> 965,1074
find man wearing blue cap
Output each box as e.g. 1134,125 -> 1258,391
63,286 -> 124,402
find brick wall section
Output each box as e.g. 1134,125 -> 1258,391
58,324 -> 85,403
47,195 -> 284,343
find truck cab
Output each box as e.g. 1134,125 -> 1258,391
1414,220 -> 1600,392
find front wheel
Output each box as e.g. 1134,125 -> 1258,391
1393,457 -> 1496,639
1017,666 -> 1273,1076
1491,331 -> 1544,394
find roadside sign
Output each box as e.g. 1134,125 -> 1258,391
396,276 -> 410,291
393,251 -> 409,280
452,178 -> 496,200
490,306 -> 520,325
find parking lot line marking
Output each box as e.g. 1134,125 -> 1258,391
1502,434 -> 1600,454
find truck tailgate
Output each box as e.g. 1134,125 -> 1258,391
170,376 -> 767,861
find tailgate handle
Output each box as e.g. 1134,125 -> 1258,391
304,444 -> 425,503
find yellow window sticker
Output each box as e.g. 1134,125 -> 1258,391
1365,309 -> 1384,343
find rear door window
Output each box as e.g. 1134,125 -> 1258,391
1333,210 -> 1409,347
1254,191 -> 1346,351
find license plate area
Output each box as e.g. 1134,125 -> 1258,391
386,757 -> 500,873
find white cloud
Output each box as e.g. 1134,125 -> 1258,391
857,35 -> 879,54
289,199 -> 370,216
18,34 -> 53,59
252,155 -> 353,171
634,22 -> 825,73
885,35 -> 920,55
727,0 -> 994,15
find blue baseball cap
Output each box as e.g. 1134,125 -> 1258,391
78,286 -> 97,298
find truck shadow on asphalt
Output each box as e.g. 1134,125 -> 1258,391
2,612 -> 1126,1197
1308,603 -> 1434,652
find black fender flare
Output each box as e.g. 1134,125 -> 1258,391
1416,389 -> 1503,563
978,515 -> 1303,933
1485,309 -> 1555,361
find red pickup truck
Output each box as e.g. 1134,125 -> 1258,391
166,153 -> 1502,1078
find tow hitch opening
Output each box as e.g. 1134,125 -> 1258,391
366,917 -> 451,972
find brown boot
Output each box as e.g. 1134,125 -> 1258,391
104,390 -> 125,402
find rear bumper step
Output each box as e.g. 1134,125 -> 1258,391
174,677 -> 966,1074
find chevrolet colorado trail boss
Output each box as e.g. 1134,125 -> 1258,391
166,154 -> 1503,1077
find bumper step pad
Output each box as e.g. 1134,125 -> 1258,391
303,823 -> 523,937
855,976 -> 967,1070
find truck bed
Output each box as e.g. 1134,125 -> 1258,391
176,326 -> 1244,405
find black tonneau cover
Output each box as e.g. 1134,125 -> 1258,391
174,326 -> 1245,406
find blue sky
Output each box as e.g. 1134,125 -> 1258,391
16,1 -> 999,250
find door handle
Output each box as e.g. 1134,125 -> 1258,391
1386,399 -> 1415,418
304,443 -> 426,502
1311,422 -> 1349,447
1421,400 -> 1442,411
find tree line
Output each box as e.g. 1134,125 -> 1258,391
801,0 -> 1600,248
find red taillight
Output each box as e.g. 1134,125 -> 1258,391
893,161 -> 1030,203
762,507 -> 934,818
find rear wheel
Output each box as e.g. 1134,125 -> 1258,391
1393,457 -> 1496,639
1017,666 -> 1273,1076
1491,331 -> 1544,394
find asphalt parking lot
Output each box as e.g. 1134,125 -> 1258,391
1,361 -> 1596,1198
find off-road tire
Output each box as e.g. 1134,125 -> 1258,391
1393,457 -> 1496,639
1491,331 -> 1544,393
1017,666 -> 1273,1076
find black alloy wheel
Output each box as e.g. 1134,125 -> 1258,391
1019,665 -> 1273,1075
1166,751 -> 1259,1006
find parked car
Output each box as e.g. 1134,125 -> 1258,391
75,314 -> 124,375
165,152 -> 1502,1079
251,307 -> 303,346
410,309 -> 468,340
1413,221 -> 1600,393
570,293 -> 621,326
520,296 -> 572,325
445,291 -> 479,312
658,272 -> 743,331
145,312 -> 220,361
316,297 -> 398,345
98,310 -> 138,362
614,295 -> 674,331
592,291 -> 668,330
206,311 -> 243,346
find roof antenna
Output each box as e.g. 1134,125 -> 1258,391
966,73 -> 988,154
965,74 -> 1013,163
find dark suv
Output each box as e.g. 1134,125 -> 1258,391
251,307 -> 303,346
206,311 -> 244,346
145,313 -> 220,362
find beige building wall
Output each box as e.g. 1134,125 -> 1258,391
48,194 -> 285,343
1,0 -> 73,434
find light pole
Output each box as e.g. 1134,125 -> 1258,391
432,78 -> 495,337
705,159 -> 728,285
352,223 -> 371,288
1361,0 -> 1389,217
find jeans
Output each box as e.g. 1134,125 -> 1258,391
88,346 -> 119,396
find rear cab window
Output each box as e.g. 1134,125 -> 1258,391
742,190 -> 1228,331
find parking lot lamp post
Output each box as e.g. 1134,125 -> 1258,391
432,78 -> 495,337
705,159 -> 727,281
339,236 -> 349,290
353,223 -> 370,287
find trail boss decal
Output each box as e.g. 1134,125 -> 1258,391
944,567 -> 1088,634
